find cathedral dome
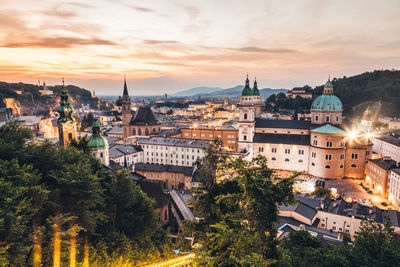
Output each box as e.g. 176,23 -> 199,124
311,79 -> 343,112
88,119 -> 108,150
311,95 -> 343,112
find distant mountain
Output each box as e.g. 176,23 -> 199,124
173,87 -> 223,97
173,85 -> 287,98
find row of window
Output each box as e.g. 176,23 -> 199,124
143,145 -> 201,153
315,115 -> 340,122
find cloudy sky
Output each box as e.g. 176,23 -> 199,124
0,0 -> 399,95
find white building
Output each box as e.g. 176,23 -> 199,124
373,135 -> 400,163
389,169 -> 400,209
109,144 -> 143,167
137,137 -> 210,167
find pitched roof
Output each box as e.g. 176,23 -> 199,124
311,124 -> 346,135
368,158 -> 397,170
134,163 -> 194,176
253,133 -> 310,146
130,106 -> 159,126
255,118 -> 311,129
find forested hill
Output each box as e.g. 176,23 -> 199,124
313,70 -> 400,116
0,81 -> 97,116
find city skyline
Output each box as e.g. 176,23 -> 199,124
0,0 -> 399,95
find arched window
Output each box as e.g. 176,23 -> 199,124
244,113 -> 248,120
312,162 -> 315,166
152,127 -> 156,132
145,128 -> 149,135
340,165 -> 343,168
336,116 -> 339,121
100,152 -> 103,158
298,160 -> 303,163
325,165 -> 331,169
132,128 -> 136,135
285,158 -> 290,162
271,157 -> 276,161
138,128 -> 142,135
351,164 -> 357,168
326,116 -> 330,122
316,115 -> 319,121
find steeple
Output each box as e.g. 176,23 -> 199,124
123,74 -> 129,98
323,76 -> 334,95
252,77 -> 260,96
241,74 -> 253,96
57,78 -> 74,124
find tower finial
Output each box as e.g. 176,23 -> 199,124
62,77 -> 65,86
328,74 -> 330,82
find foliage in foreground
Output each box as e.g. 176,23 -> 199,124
184,140 -> 296,266
0,121 -> 172,266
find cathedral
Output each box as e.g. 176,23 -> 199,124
238,76 -> 372,179
121,77 -> 161,140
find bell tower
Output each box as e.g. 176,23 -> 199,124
122,75 -> 132,126
237,75 -> 255,153
57,78 -> 77,146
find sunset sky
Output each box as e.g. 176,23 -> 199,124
0,0 -> 399,95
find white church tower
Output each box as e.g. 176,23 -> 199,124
237,75 -> 262,154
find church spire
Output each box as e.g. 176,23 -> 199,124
252,77 -> 260,96
242,74 -> 253,96
123,74 -> 129,97
57,78 -> 74,124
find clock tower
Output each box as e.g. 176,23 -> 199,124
57,79 -> 77,146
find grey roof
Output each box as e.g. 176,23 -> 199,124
392,168 -> 400,175
105,125 -> 123,135
253,133 -> 310,146
368,158 -> 397,170
377,135 -> 400,147
130,106 -> 159,126
294,203 -> 318,220
255,119 -> 311,129
109,144 -> 142,158
137,136 -> 210,148
135,163 -> 194,176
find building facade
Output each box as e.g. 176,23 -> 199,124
134,163 -> 194,190
238,77 -> 372,179
373,135 -> 400,164
389,169 -> 400,209
137,137 -> 209,167
174,127 -> 238,151
365,158 -> 397,196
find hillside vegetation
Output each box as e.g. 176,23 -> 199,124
266,70 -> 400,117
0,81 -> 96,115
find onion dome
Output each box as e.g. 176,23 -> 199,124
252,78 -> 260,96
88,119 -> 108,150
311,79 -> 343,112
57,79 -> 74,124
241,74 -> 253,96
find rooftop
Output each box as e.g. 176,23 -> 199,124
255,118 -> 311,129
137,136 -> 210,148
253,133 -> 310,146
368,158 -> 398,170
311,124 -> 346,135
109,144 -> 142,158
130,106 -> 159,126
134,163 -> 194,176
377,135 -> 400,147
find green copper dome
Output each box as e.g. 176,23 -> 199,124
311,95 -> 343,111
88,119 -> 108,150
252,79 -> 260,96
242,75 -> 253,96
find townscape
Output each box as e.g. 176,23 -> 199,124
1,0 -> 400,266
